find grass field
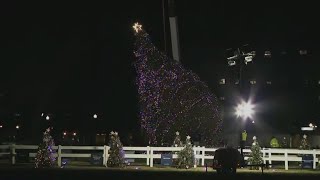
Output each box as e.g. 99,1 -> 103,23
1,163 -> 320,180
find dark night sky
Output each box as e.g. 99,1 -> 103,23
0,1 -> 319,141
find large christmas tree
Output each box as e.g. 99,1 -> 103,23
35,127 -> 56,168
132,22 -> 222,146
107,131 -> 125,167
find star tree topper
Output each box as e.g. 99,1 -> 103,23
133,22 -> 142,33
303,134 -> 307,139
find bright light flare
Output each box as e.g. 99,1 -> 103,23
235,101 -> 255,119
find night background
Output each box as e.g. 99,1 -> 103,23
0,0 -> 319,146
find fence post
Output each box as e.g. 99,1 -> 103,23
284,149 -> 288,170
201,146 -> 205,166
150,148 -> 153,167
268,149 -> 272,167
193,146 -> 197,168
313,149 -> 316,169
103,145 -> 106,166
11,144 -> 16,165
58,145 -> 61,167
105,146 -> 109,167
146,146 -> 150,166
262,148 -> 266,165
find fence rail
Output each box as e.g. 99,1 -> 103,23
0,144 -> 319,170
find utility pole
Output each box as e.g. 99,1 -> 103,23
168,0 -> 181,62
162,0 -> 167,53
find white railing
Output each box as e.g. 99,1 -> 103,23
0,144 -> 319,170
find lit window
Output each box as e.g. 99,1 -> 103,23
219,78 -> 226,85
299,49 -> 307,55
250,80 -> 256,85
264,51 -> 272,58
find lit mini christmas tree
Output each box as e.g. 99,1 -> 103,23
107,131 -> 125,167
248,136 -> 263,170
177,135 -> 195,169
173,131 -> 182,147
35,127 -> 56,168
299,134 -> 310,150
132,22 -> 222,146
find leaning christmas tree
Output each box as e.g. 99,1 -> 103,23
132,22 -> 223,146
35,127 -> 56,168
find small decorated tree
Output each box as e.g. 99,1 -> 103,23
176,135 -> 195,169
35,127 -> 56,168
248,136 -> 263,170
299,134 -> 310,150
173,131 -> 182,147
107,131 -> 125,167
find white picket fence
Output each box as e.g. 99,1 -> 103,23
0,144 -> 319,170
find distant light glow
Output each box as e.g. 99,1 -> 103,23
73,132 -> 77,136
46,115 -> 50,120
63,132 -> 67,136
93,114 -> 98,119
16,125 -> 20,129
0,125 -> 2,128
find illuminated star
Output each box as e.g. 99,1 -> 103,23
133,22 -> 142,33
186,135 -> 191,140
303,134 -> 307,139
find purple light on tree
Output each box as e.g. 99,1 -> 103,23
132,23 -> 223,146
